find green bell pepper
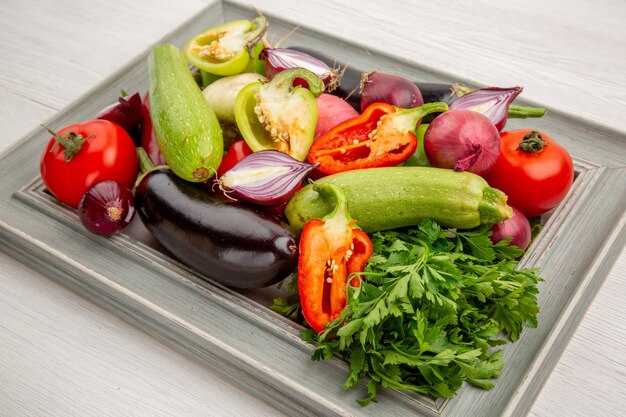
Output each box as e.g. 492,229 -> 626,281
184,16 -> 267,76
234,68 -> 324,161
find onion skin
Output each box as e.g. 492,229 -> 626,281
490,207 -> 531,250
360,71 -> 424,112
260,47 -> 337,90
78,180 -> 135,237
218,150 -> 319,206
424,110 -> 500,177
96,92 -> 143,140
449,86 -> 523,131
314,93 -> 359,139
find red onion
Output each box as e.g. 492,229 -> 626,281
449,86 -> 523,131
78,180 -> 135,236
314,93 -> 359,139
490,207 -> 531,250
217,150 -> 319,205
359,71 -> 424,113
423,110 -> 500,176
96,91 -> 143,138
260,47 -> 338,90
139,93 -> 166,165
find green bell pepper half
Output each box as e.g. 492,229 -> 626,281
184,16 -> 267,76
234,68 -> 324,161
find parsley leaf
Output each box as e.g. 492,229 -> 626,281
305,219 -> 543,404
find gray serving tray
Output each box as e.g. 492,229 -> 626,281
0,1 -> 624,416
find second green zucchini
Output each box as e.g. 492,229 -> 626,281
284,166 -> 512,233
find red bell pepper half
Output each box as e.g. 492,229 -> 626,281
298,183 -> 373,333
307,101 -> 448,174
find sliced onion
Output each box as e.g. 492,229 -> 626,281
490,207 -> 531,250
217,150 -> 319,205
360,71 -> 424,112
449,86 -> 522,131
78,180 -> 135,236
424,110 -> 500,176
260,47 -> 338,90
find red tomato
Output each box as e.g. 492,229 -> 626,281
216,140 -> 253,177
40,120 -> 138,208
484,129 -> 574,218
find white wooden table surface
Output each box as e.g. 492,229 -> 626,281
1,0 -> 624,416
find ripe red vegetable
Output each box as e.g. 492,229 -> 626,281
424,110 -> 500,176
298,184 -> 373,333
490,207 -> 531,250
308,102 -> 447,174
40,120 -> 138,208
216,139 -> 253,178
484,130 -> 574,218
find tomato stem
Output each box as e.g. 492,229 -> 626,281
519,130 -> 548,153
43,125 -> 94,162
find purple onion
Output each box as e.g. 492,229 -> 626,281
96,91 -> 143,137
359,71 -> 424,113
491,207 -> 531,250
449,86 -> 523,131
78,180 -> 135,236
260,48 -> 338,90
424,110 -> 500,176
217,150 -> 319,205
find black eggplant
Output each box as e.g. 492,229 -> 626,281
289,46 -> 468,111
135,170 -> 298,289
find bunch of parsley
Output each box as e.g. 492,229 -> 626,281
299,219 -> 542,405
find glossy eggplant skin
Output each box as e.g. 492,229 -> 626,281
290,46 -> 466,111
135,170 -> 298,289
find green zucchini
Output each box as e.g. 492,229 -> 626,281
285,167 -> 512,233
148,44 -> 223,182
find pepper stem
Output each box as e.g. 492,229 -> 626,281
391,102 -> 449,133
519,131 -> 548,153
313,183 -> 353,225
245,15 -> 269,53
43,125 -> 94,162
508,105 -> 546,119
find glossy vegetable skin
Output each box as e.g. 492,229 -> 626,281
216,139 -> 253,178
96,91 -> 143,139
135,169 -> 298,289
298,184 -> 372,333
40,120 -> 138,208
485,130 -> 574,217
289,47 -> 468,110
184,16 -> 267,76
308,102 -> 448,174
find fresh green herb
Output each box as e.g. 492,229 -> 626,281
301,219 -> 542,404
271,272 -> 302,321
